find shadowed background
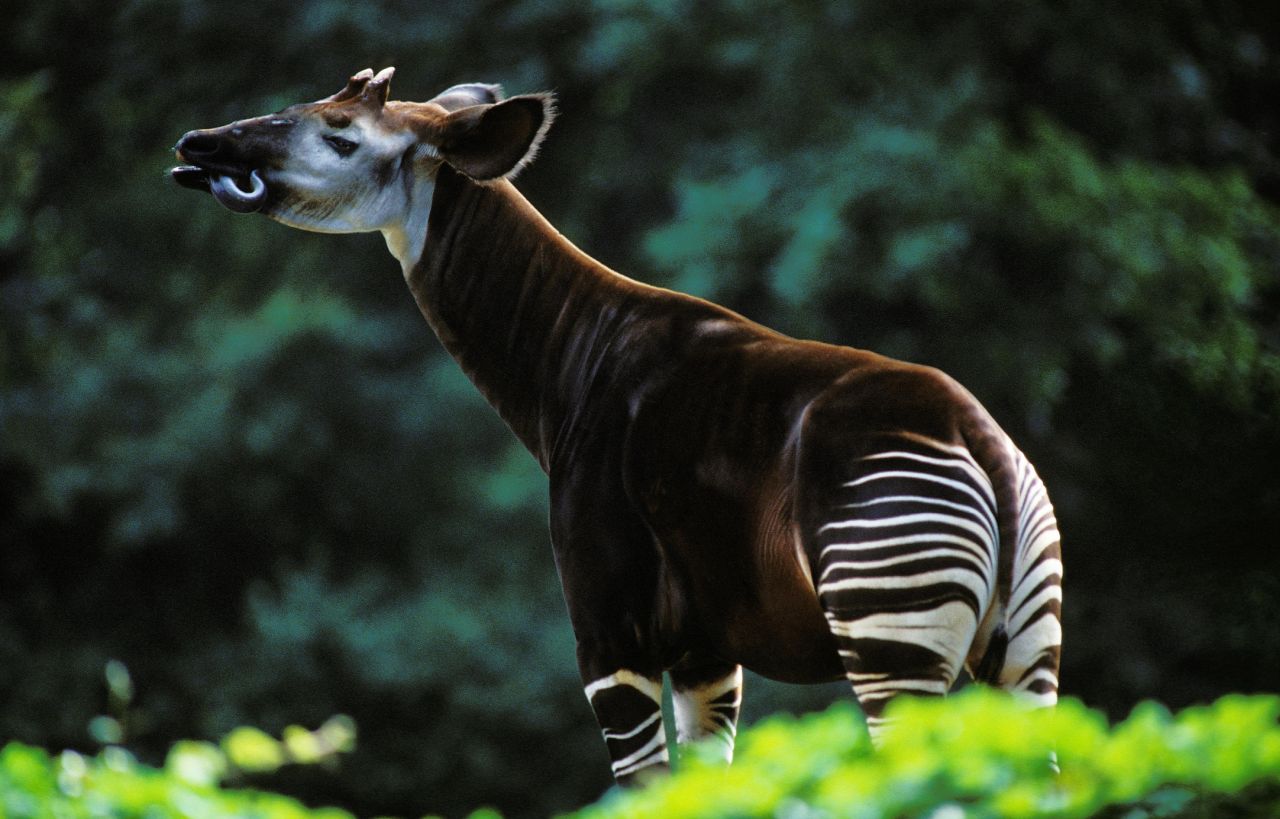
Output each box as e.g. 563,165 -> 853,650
2,1 -> 1278,816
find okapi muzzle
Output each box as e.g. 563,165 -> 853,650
171,67 -> 1063,789
173,116 -> 289,213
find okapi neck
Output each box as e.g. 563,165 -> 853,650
407,165 -> 648,469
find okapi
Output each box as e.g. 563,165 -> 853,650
172,68 -> 1062,784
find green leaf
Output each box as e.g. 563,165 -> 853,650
165,740 -> 227,788
222,727 -> 285,774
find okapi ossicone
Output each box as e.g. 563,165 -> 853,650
172,68 -> 1062,783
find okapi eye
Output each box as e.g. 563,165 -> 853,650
323,134 -> 359,157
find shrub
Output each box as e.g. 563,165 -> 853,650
4,691 -> 1277,818
0,718 -> 356,819
576,689 -> 1280,819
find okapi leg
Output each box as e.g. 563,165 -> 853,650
805,438 -> 1001,743
993,451 -> 1063,707
830,629 -> 970,743
551,464 -> 673,784
583,669 -> 669,783
669,657 -> 742,763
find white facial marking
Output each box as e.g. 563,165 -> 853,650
261,114 -> 437,275
381,149 -> 438,276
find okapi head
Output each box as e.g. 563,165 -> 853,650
172,67 -> 553,256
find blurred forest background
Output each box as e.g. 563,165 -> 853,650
2,1 -> 1278,816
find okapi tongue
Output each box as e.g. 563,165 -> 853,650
209,170 -> 267,214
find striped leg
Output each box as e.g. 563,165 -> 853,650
814,441 -> 999,742
997,451 -> 1062,705
670,658 -> 743,763
583,669 -> 669,783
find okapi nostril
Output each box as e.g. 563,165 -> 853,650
179,132 -> 222,156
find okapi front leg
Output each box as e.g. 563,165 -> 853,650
583,669 -> 668,783
669,656 -> 742,763
552,465 -> 673,785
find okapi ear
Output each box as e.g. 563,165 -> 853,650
437,94 -> 555,181
428,83 -> 505,112
326,68 -> 375,102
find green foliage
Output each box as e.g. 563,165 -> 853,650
8,693 -> 1277,818
0,720 -> 356,819
577,690 -> 1280,819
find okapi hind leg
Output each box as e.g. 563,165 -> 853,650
669,656 -> 743,763
833,633 -> 969,744
805,438 -> 1001,744
583,669 -> 669,784
991,451 -> 1063,707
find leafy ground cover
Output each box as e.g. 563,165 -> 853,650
579,689 -> 1280,819
4,690 -> 1277,818
1,717 -> 356,819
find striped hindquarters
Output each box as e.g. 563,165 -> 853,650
813,436 -> 1000,735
